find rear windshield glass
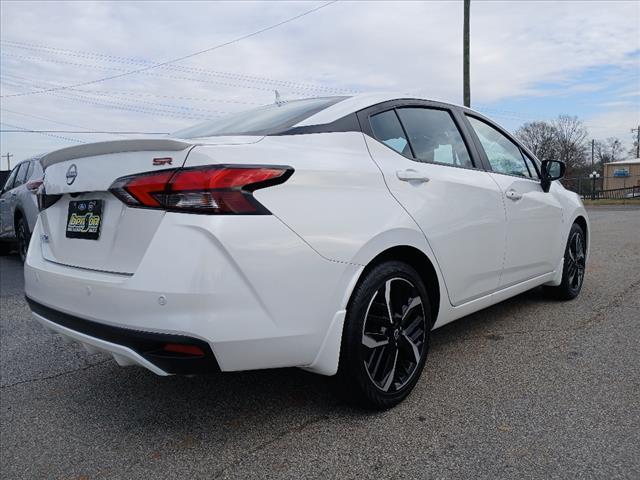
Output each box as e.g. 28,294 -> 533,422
174,96 -> 349,138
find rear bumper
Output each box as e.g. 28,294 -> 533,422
28,297 -> 220,375
24,213 -> 360,374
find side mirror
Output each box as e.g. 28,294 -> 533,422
540,160 -> 565,193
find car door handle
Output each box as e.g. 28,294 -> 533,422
505,189 -> 523,201
396,169 -> 430,183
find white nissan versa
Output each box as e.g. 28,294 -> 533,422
25,94 -> 588,409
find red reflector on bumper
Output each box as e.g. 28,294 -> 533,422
162,343 -> 205,356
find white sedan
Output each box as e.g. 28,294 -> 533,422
25,94 -> 588,409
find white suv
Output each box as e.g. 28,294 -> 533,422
0,156 -> 43,261
25,94 -> 588,409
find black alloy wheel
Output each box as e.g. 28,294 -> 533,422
339,261 -> 431,409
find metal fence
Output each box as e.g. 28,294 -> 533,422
590,185 -> 640,200
562,174 -> 640,200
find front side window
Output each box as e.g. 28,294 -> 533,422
467,116 -> 532,178
369,110 -> 410,156
396,108 -> 473,168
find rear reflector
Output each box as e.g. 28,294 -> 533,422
162,343 -> 205,357
109,165 -> 292,214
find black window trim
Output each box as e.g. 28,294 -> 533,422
463,113 -> 543,183
521,150 -> 541,179
357,99 -> 485,172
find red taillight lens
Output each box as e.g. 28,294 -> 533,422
26,177 -> 44,193
109,165 -> 292,214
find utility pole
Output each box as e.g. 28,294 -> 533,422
1,152 -> 12,170
463,0 -> 471,108
632,125 -> 640,158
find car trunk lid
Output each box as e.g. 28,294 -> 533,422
38,139 -> 194,274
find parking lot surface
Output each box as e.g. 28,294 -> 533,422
1,205 -> 639,479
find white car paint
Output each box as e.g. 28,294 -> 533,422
24,94 -> 589,378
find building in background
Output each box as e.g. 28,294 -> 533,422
603,158 -> 640,190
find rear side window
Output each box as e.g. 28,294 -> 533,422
467,116 -> 532,178
25,161 -> 34,180
174,96 -> 349,138
396,108 -> 473,168
31,160 -> 43,177
369,110 -> 410,156
13,162 -> 29,188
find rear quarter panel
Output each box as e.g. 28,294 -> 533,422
186,132 -> 434,267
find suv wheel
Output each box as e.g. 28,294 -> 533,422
16,217 -> 31,263
339,260 -> 431,409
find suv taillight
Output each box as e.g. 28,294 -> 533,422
109,165 -> 293,214
26,177 -> 44,193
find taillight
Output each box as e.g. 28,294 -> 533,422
35,179 -> 62,211
109,165 -> 293,214
37,192 -> 63,211
26,177 -> 44,193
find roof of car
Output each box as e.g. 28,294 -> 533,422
297,92 -> 468,127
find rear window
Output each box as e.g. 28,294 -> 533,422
174,96 -> 349,138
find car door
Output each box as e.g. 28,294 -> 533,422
359,102 -> 507,306
464,115 -> 563,287
0,165 -> 21,237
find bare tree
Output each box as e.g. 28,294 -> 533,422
552,115 -> 588,174
595,137 -> 625,164
629,128 -> 639,158
515,121 -> 558,163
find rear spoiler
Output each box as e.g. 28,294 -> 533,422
40,139 -> 194,169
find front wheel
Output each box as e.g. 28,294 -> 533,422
545,223 -> 586,300
338,261 -> 431,410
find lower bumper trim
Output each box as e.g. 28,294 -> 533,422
26,297 -> 221,375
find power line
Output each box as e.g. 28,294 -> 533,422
0,107 -> 100,131
1,130 -> 170,134
1,39 -> 356,95
0,121 -> 84,144
0,53 -> 337,97
1,77 -> 231,121
0,1 -> 338,98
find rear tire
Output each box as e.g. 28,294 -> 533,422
16,217 -> 31,263
544,223 -> 586,300
338,261 -> 432,410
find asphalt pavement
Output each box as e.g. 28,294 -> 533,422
1,205 -> 639,479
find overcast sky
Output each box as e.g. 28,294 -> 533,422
1,0 -> 639,168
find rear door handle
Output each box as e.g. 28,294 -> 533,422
505,189 -> 523,201
396,169 -> 430,183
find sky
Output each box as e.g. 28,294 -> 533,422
1,0 -> 639,169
